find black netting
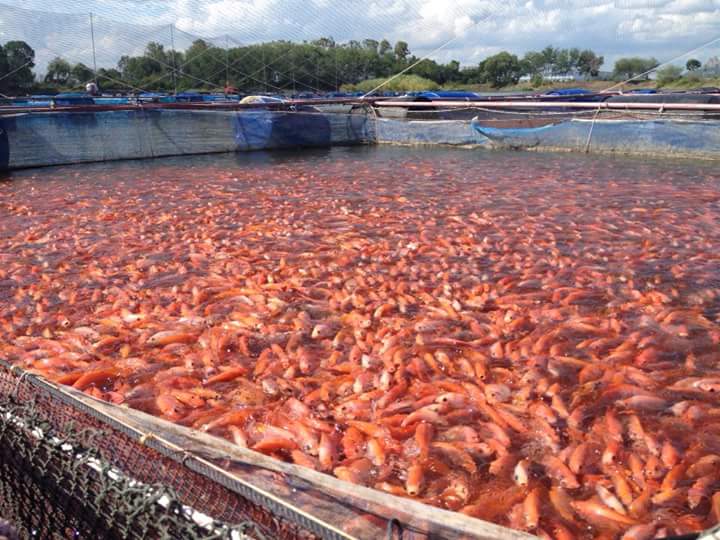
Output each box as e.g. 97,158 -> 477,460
0,363 -> 316,540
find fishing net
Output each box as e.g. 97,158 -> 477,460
0,106 -> 375,171
0,362 -> 307,540
0,361 -> 521,540
0,2 -> 476,96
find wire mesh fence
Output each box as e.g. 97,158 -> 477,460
0,361 -> 316,540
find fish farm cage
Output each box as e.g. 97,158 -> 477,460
4,4 -> 720,540
0,360 -> 532,540
3,80 -> 720,540
2,91 -> 720,171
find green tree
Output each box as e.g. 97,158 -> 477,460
482,51 -> 522,88
0,45 -> 8,90
145,42 -> 168,65
460,64 -> 485,84
656,65 -> 682,85
568,48 -> 581,71
379,39 -> 391,55
521,51 -> 546,76
686,58 -> 701,71
71,63 -> 94,85
578,49 -> 604,78
394,41 -> 410,61
541,46 -> 557,73
613,57 -> 658,80
363,39 -> 379,53
45,56 -> 72,86
96,67 -> 123,91
554,48 -> 573,75
312,37 -> 335,49
181,39 -> 224,88
444,60 -> 461,83
1,40 -> 35,94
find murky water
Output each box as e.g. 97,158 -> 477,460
2,146 -> 720,538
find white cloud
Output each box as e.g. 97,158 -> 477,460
1,0 -> 719,74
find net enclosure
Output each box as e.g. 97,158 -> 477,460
0,105 -> 375,171
0,360 -> 533,540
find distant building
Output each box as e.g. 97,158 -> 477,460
519,73 -> 582,83
519,70 -> 611,83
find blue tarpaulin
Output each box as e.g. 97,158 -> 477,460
543,88 -> 592,96
0,107 -> 370,171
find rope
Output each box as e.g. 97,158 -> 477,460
0,60 -> 34,84
11,370 -> 32,400
385,518 -> 403,540
583,105 -> 602,153
604,32 -> 720,93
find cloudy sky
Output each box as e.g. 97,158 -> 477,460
1,0 -> 719,73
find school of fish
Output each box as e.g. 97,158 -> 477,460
1,147 -> 720,539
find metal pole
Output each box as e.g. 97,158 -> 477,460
89,13 -> 98,84
169,24 -> 178,95
225,35 -> 230,90
262,48 -> 267,93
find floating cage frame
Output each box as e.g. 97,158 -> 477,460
0,361 -> 534,540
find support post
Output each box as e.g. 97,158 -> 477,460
169,24 -> 178,95
225,35 -> 230,91
89,13 -> 98,85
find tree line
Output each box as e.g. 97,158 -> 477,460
0,41 -> 36,95
0,37 -> 712,96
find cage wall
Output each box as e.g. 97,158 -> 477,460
374,118 -> 489,147
0,108 -> 373,171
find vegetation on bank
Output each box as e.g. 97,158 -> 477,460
0,39 -> 609,95
341,75 -> 438,93
1,36 -> 719,96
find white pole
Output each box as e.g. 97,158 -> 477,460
89,13 -> 98,85
169,25 -> 178,95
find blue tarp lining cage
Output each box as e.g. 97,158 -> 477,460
3,105 -> 720,171
375,118 -> 489,147
0,108 -> 373,171
471,117 -> 720,159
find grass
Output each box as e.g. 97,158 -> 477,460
448,76 -> 720,94
658,76 -> 720,90
341,74 -> 439,93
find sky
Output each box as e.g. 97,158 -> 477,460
1,0 -> 719,74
